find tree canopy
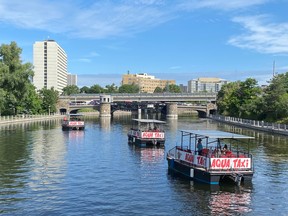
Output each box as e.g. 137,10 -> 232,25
0,41 -> 42,115
216,75 -> 288,123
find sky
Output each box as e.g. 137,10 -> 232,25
1,0 -> 288,87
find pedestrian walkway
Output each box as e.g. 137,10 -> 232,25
210,115 -> 288,136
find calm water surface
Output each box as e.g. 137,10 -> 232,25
0,116 -> 288,216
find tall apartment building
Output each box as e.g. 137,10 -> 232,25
188,77 -> 228,93
122,73 -> 175,93
33,40 -> 68,93
67,73 -> 77,86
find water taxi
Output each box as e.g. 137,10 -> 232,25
166,130 -> 254,185
128,119 -> 166,147
62,114 -> 85,131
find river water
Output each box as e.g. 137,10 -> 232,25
0,116 -> 288,216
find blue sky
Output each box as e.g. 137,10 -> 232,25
1,0 -> 288,87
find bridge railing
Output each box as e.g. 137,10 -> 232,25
60,92 -> 217,102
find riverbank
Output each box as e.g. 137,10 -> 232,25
210,115 -> 288,136
0,114 -> 64,125
0,111 -> 132,125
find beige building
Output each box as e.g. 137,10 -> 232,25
122,73 -> 175,93
67,73 -> 77,86
33,40 -> 68,93
188,77 -> 228,93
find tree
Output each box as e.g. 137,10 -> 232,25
168,84 -> 181,93
262,73 -> 288,121
105,83 -> 118,93
38,87 -> 59,114
90,84 -> 104,93
0,41 -> 39,115
62,85 -> 80,95
217,81 -> 240,116
80,86 -> 90,93
118,84 -> 139,93
216,78 -> 262,119
154,86 -> 163,93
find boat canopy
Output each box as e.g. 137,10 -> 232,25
67,114 -> 83,116
132,119 -> 166,124
181,130 -> 254,139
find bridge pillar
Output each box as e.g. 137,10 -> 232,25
100,95 -> 111,117
166,102 -> 178,119
100,103 -> 111,117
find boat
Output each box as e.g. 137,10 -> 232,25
62,114 -> 85,131
166,130 -> 254,185
128,119 -> 166,147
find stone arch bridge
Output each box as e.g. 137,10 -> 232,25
58,100 -> 217,119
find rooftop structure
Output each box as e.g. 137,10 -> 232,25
188,77 -> 229,93
122,72 -> 175,93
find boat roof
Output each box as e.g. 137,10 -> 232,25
180,130 -> 254,139
132,119 -> 166,124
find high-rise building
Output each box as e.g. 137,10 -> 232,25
67,73 -> 77,86
33,40 -> 68,93
122,72 -> 175,93
188,77 -> 228,93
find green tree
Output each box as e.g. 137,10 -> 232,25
62,85 -> 80,95
168,84 -> 181,93
217,81 -> 240,116
105,83 -> 118,93
38,87 -> 59,114
262,73 -> 288,121
154,86 -> 163,93
0,41 -> 40,115
118,84 -> 139,93
217,78 -> 262,119
80,86 -> 90,93
90,84 -> 104,93
235,78 -> 262,118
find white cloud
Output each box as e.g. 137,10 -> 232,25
228,15 -> 288,54
169,66 -> 181,70
178,0 -> 269,11
0,0 -> 270,40
0,0 -> 173,39
77,58 -> 91,63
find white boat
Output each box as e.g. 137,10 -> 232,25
127,119 -> 166,147
167,130 -> 254,185
62,114 -> 85,131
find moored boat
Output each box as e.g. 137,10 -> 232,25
167,130 -> 254,185
128,119 -> 166,147
62,114 -> 85,131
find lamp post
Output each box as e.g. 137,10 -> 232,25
48,105 -> 50,115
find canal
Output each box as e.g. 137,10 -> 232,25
0,116 -> 288,215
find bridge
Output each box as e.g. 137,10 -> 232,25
60,92 -> 217,103
58,93 -> 218,118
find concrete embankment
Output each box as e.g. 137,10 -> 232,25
210,115 -> 288,136
0,114 -> 64,125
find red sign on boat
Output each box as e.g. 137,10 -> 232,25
68,122 -> 84,126
141,132 -> 164,139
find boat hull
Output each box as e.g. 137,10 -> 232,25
62,123 -> 85,131
128,135 -> 165,147
167,157 -> 253,185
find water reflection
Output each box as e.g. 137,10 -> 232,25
168,173 -> 253,215
129,146 -> 165,163
209,186 -> 253,215
100,117 -> 111,131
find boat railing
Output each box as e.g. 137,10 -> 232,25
169,146 -> 253,172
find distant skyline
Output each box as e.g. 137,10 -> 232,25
1,0 -> 288,87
